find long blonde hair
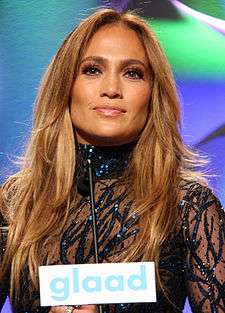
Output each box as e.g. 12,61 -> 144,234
1,8 -> 205,300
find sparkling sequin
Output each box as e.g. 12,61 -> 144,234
0,147 -> 224,313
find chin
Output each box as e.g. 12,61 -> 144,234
75,128 -> 138,146
88,135 -> 132,146
91,134 -> 136,146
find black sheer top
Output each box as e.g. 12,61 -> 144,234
0,144 -> 225,313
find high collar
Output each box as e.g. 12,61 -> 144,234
76,143 -> 134,181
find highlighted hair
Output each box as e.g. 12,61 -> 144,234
1,9 -> 206,304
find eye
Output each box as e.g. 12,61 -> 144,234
81,64 -> 102,76
124,68 -> 144,79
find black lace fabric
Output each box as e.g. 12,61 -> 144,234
0,144 -> 224,313
181,185 -> 225,312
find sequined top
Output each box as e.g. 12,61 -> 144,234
0,144 -> 225,313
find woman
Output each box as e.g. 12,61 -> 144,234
0,8 -> 224,313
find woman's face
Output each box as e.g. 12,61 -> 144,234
70,24 -> 152,146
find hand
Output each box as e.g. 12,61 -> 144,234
49,305 -> 98,313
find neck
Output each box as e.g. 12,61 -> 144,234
75,142 -> 134,182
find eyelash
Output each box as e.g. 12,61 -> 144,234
81,64 -> 101,76
81,64 -> 144,80
125,68 -> 144,79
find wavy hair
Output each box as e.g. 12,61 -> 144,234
0,8 -> 206,301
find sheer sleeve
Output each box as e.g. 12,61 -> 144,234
0,189 -> 9,309
182,184 -> 225,313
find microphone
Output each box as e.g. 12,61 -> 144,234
77,159 -> 103,313
87,159 -> 100,264
87,159 -> 104,313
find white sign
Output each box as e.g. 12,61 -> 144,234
39,262 -> 156,306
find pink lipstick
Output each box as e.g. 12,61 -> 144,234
94,107 -> 125,117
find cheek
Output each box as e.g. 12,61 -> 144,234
136,106 -> 149,132
72,78 -> 98,103
70,88 -> 83,126
71,79 -> 88,107
70,92 -> 88,121
71,85 -> 83,110
132,91 -> 150,120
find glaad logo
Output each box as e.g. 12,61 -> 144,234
39,262 -> 156,306
50,265 -> 147,301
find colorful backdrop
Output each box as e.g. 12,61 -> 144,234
0,1 -> 224,312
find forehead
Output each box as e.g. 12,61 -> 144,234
82,24 -> 148,62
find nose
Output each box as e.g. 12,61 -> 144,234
100,73 -> 122,99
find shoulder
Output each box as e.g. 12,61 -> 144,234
178,180 -> 224,243
179,180 -> 223,213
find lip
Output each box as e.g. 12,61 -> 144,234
94,106 -> 126,117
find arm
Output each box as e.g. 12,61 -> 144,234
182,185 -> 225,313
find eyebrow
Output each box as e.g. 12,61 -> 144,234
80,56 -> 149,70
